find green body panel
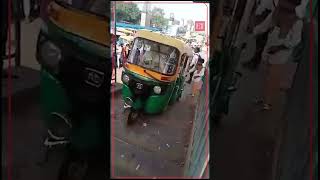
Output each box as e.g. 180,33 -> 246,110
41,69 -> 104,149
122,84 -> 146,110
144,93 -> 172,114
39,20 -> 108,150
121,70 -> 185,114
40,69 -> 71,128
169,76 -> 185,104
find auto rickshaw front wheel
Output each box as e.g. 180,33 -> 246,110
127,110 -> 139,125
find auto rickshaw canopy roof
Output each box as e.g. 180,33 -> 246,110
119,35 -> 134,43
135,30 -> 192,56
117,28 -> 134,34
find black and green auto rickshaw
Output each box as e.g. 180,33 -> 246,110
121,30 -> 193,124
36,0 -> 109,179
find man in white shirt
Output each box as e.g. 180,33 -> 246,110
242,0 -> 279,70
187,47 -> 201,84
191,58 -> 205,97
253,0 -> 304,110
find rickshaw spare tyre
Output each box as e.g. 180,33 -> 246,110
58,157 -> 88,180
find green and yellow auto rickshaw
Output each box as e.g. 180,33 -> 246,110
121,30 -> 193,124
36,0 -> 109,179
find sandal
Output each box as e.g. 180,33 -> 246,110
253,97 -> 264,104
262,103 -> 272,111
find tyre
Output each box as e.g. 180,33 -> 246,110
58,156 -> 88,180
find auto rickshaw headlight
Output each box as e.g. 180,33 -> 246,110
154,86 -> 162,94
122,74 -> 130,84
40,40 -> 62,74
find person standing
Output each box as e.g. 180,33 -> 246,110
1,0 -> 8,75
29,0 -> 40,21
241,0 -> 279,70
187,47 -> 201,84
119,43 -> 127,67
125,44 -> 131,59
190,58 -> 205,97
23,0 -> 31,22
254,0 -> 304,110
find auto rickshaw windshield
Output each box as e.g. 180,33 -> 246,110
55,0 -> 109,17
127,38 -> 180,76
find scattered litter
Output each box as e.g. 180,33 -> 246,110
158,146 -> 161,150
166,144 -> 170,148
157,130 -> 160,135
189,121 -> 193,124
175,141 -> 181,144
143,123 -> 147,127
121,154 -> 125,158
136,164 -> 140,171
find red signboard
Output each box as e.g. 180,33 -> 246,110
195,21 -> 205,31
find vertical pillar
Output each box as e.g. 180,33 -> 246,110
13,0 -> 21,67
1,0 -> 8,71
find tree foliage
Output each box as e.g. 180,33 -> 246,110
150,7 -> 169,29
115,2 -> 141,24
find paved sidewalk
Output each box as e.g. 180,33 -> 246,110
212,31 -> 289,180
213,62 -> 288,180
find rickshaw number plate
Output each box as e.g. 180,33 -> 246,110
84,68 -> 105,88
136,82 -> 143,90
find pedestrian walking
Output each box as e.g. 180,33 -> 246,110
253,0 -> 304,111
190,58 -> 205,97
120,43 -> 127,67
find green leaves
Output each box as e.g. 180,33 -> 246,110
116,2 -> 141,24
150,7 -> 169,29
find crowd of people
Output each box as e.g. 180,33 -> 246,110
241,0 -> 307,111
116,42 -> 132,68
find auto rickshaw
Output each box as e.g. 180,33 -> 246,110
121,30 -> 193,124
36,0 -> 109,179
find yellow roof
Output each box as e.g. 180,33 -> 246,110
135,30 -> 190,55
120,35 -> 134,42
116,31 -> 126,36
117,28 -> 133,34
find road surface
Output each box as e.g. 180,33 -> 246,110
112,82 -> 197,177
